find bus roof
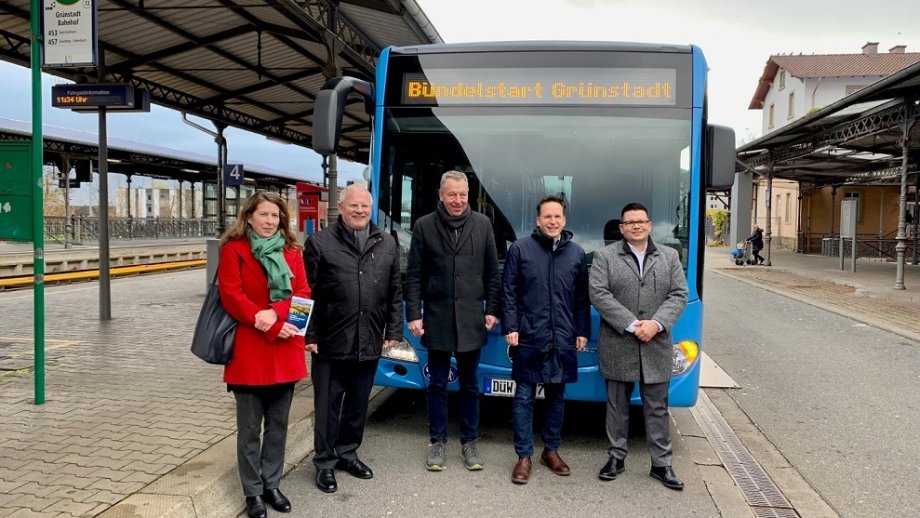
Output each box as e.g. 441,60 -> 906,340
389,41 -> 693,55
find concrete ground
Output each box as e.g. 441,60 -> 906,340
0,243 -> 917,517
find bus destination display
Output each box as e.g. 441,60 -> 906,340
401,68 -> 676,106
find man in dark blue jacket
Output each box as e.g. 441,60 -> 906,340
501,195 -> 590,484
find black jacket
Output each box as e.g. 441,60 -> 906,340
303,219 -> 403,360
501,229 -> 590,384
746,228 -> 764,250
405,210 -> 501,352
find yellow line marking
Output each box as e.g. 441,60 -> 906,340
0,260 -> 206,288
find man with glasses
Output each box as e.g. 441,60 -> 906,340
589,202 -> 688,490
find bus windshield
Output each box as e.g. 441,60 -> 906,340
377,106 -> 692,268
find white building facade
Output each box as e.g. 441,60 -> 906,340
746,42 -> 920,251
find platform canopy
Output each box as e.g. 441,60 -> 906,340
0,0 -> 442,163
737,61 -> 920,187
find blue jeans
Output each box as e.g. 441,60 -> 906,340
427,349 -> 481,445
512,382 -> 565,458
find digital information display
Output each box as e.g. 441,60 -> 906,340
401,68 -> 676,106
51,84 -> 135,108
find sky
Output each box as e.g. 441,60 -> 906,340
421,0 -> 920,143
3,0 -> 920,189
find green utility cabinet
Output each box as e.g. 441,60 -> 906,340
0,141 -> 34,241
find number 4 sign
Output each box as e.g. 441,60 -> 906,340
223,164 -> 244,186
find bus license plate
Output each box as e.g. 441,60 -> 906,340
483,378 -> 544,399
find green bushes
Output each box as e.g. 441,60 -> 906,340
707,209 -> 729,245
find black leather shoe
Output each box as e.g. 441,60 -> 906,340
244,496 -> 267,518
336,458 -> 374,479
262,488 -> 291,513
598,457 -> 625,481
316,469 -> 337,493
650,466 -> 684,490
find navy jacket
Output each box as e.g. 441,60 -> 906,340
501,228 -> 590,384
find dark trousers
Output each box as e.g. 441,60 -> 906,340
512,382 -> 565,458
752,248 -> 764,263
232,383 -> 295,497
311,355 -> 378,470
605,379 -> 672,468
426,349 -> 481,445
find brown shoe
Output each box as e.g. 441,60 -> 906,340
540,449 -> 571,476
511,457 -> 532,484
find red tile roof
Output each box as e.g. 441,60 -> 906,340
748,52 -> 920,109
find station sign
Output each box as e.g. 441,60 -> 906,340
41,0 -> 98,68
223,164 -> 244,187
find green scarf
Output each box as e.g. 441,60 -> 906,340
247,229 -> 293,301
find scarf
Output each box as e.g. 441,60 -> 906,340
436,201 -> 471,247
247,229 -> 292,301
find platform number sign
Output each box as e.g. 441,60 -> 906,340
223,164 -> 244,187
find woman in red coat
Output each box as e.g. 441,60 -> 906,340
218,192 -> 313,518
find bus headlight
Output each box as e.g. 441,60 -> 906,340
383,340 -> 419,363
672,340 -> 699,376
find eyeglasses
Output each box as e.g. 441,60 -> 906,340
621,220 -> 650,227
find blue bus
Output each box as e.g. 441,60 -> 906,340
312,42 -> 735,406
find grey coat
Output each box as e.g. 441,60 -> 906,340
405,211 -> 501,353
589,239 -> 688,384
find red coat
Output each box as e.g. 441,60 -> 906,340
218,237 -> 311,386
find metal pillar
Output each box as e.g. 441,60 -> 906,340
126,174 -> 133,239
61,155 -> 72,249
30,0 -> 45,404
913,173 -> 919,266
97,57 -> 112,321
326,155 -> 339,222
181,114 -> 228,235
216,124 -> 228,234
764,161 -> 774,266
894,118 -> 915,290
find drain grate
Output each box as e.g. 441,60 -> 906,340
691,390 -> 799,516
752,507 -> 800,518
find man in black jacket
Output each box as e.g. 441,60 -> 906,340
405,170 -> 501,472
304,183 -> 403,493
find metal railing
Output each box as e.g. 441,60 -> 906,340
818,234 -> 917,261
43,216 -> 232,241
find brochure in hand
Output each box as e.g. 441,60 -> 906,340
286,296 -> 314,336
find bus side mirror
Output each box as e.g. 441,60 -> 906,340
313,89 -> 341,156
312,77 -> 375,156
705,124 -> 736,190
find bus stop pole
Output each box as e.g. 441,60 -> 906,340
30,0 -> 45,404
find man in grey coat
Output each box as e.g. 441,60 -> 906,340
589,202 -> 688,490
405,170 -> 501,472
